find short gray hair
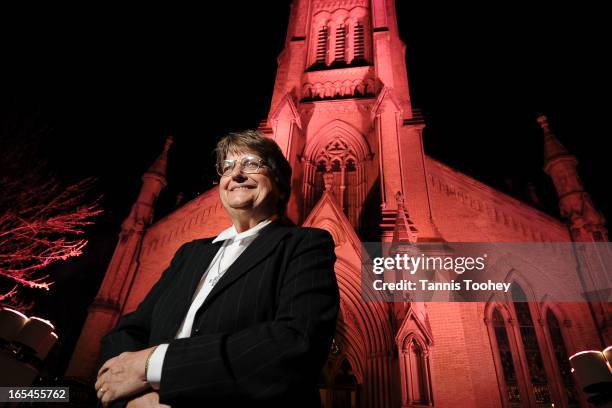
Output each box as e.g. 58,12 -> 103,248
215,130 -> 292,215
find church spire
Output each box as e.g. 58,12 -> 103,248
539,114 -> 607,241
66,136 -> 174,380
539,114 -> 571,165
123,135 -> 173,230
146,135 -> 173,180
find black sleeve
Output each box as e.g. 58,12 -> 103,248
158,228 -> 339,403
97,241 -> 193,408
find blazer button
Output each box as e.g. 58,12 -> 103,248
193,328 -> 200,335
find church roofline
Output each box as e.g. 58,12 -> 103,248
425,156 -> 569,236
145,186 -> 222,236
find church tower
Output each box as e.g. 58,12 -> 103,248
259,2 -> 438,406
539,114 -> 611,344
261,0 -> 437,242
66,137 -> 172,380
539,114 -> 608,242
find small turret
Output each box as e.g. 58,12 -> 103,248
539,114 -> 607,241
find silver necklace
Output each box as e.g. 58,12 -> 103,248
208,242 -> 228,287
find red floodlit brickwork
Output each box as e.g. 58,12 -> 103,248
68,1 -> 609,407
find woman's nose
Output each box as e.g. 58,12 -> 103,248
230,165 -> 247,179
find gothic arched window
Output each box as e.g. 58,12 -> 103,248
399,336 -> 433,406
546,309 -> 579,407
512,285 -> 552,406
487,285 -> 577,407
346,159 -> 356,171
492,308 -> 521,406
332,359 -> 359,408
407,340 -> 425,403
303,126 -> 371,230
310,138 -> 361,227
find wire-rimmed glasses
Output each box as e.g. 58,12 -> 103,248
216,155 -> 267,177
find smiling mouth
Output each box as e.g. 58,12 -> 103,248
230,186 -> 253,191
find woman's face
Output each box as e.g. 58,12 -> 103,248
219,149 -> 280,220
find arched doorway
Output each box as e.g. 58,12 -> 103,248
320,358 -> 360,408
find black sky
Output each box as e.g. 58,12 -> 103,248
1,3 -> 609,377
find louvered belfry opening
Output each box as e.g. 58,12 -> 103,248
307,13 -> 370,72
316,26 -> 328,64
334,24 -> 346,64
353,22 -> 365,61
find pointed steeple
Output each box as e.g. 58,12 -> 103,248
66,136 -> 174,381
146,135 -> 173,182
124,136 -> 174,230
539,115 -> 607,242
538,114 -> 572,166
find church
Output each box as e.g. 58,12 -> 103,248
67,1 -> 610,406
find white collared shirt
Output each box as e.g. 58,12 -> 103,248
146,218 -> 273,387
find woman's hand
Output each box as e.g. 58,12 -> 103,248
126,391 -> 171,408
95,346 -> 157,406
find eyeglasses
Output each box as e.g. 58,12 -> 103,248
217,155 -> 267,177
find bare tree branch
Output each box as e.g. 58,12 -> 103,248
0,137 -> 102,311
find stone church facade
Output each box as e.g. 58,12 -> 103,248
68,1 -> 610,407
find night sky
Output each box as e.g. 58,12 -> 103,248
1,3 -> 608,378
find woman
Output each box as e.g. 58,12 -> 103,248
95,130 -> 339,408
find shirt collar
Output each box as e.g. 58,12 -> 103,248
212,217 -> 274,244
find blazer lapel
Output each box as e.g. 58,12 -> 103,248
185,239 -> 224,299
198,221 -> 290,312
166,238 -> 223,336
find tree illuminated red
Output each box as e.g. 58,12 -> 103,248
0,158 -> 102,310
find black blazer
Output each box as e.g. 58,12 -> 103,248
99,221 -> 339,408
